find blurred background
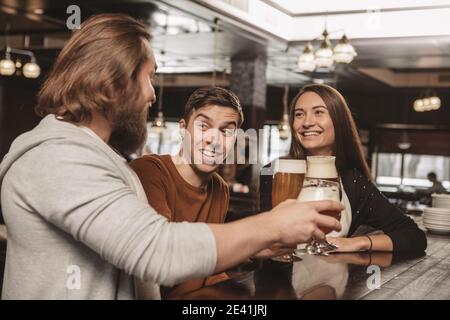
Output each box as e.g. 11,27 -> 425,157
1,0 -> 450,219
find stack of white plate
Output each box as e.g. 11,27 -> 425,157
432,193 -> 450,208
423,194 -> 450,234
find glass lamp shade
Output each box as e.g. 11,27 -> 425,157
315,30 -> 334,69
429,96 -> 441,110
151,111 -> 167,133
315,47 -> 334,68
0,57 -> 16,76
413,99 -> 425,112
315,39 -> 334,69
298,43 -> 316,72
422,98 -> 431,111
278,114 -> 290,140
23,61 -> 40,79
333,35 -> 357,64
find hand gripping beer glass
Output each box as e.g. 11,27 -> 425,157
296,156 -> 342,256
271,158 -> 306,262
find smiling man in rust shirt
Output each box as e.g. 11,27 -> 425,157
131,87 -> 242,298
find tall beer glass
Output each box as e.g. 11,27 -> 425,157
296,156 -> 342,256
271,159 -> 306,262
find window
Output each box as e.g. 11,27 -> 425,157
375,153 -> 402,185
261,124 -> 291,165
403,154 -> 450,188
375,152 -> 450,189
145,122 -> 181,155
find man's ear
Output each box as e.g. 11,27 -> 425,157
179,119 -> 186,130
179,119 -> 186,141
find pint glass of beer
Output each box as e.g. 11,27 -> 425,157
271,159 -> 306,262
296,156 -> 342,255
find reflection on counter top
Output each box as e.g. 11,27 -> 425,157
179,231 -> 450,300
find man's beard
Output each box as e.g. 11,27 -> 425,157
108,104 -> 148,158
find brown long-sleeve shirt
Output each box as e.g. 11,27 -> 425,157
130,154 -> 229,298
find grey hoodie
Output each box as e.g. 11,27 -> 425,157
0,115 -> 217,299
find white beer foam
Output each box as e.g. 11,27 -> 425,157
306,156 -> 338,179
274,159 -> 306,174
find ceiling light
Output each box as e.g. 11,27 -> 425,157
278,85 -> 290,140
413,93 -> 441,112
429,96 -> 441,110
413,98 -> 424,112
297,28 -> 357,73
278,113 -> 290,140
333,35 -> 357,64
0,49 -> 15,76
22,56 -> 40,78
315,30 -> 334,68
422,97 -> 431,111
297,43 -> 316,72
151,111 -> 167,133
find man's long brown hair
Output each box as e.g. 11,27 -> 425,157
35,13 -> 152,125
289,84 -> 372,180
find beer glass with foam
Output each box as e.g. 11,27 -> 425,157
297,156 -> 342,255
271,159 -> 306,262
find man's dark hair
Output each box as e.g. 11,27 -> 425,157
183,87 -> 243,126
428,172 -> 437,180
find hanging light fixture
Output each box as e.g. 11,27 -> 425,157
413,75 -> 441,112
333,34 -> 357,64
151,111 -> 167,133
413,95 -> 441,112
413,98 -> 425,112
278,113 -> 290,140
278,85 -> 290,140
1,49 -> 41,78
397,131 -> 411,150
0,24 -> 15,76
297,27 -> 357,72
0,47 -> 15,76
23,55 -> 40,78
315,29 -> 334,69
429,95 -> 441,110
297,43 -> 316,72
151,71 -> 167,133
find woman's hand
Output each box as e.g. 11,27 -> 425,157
326,236 -> 370,253
327,234 -> 394,253
319,252 -> 394,268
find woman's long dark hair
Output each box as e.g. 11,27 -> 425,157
288,84 -> 372,180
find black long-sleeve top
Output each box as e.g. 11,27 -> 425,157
260,167 -> 427,253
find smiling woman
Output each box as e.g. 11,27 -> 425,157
261,84 -> 427,254
289,84 -> 369,177
292,93 -> 336,157
287,84 -> 426,253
